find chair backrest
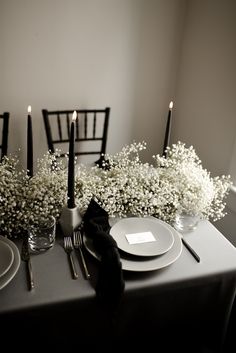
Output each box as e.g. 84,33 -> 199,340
0,112 -> 10,161
42,107 -> 110,163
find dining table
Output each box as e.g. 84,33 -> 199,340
0,218 -> 236,353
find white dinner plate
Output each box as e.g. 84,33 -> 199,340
0,240 -> 14,277
110,217 -> 174,257
0,235 -> 21,290
84,220 -> 182,272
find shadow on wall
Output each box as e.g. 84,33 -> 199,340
215,207 -> 236,248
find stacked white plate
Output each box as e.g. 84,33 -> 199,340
84,216 -> 183,272
0,235 -> 20,290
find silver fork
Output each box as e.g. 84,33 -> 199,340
73,230 -> 91,280
64,236 -> 78,279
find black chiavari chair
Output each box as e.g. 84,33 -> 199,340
42,107 -> 110,165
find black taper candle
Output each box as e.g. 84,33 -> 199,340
27,106 -> 33,177
162,101 -> 173,158
67,111 -> 77,208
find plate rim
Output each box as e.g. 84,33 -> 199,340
110,217 -> 174,257
0,236 -> 21,290
0,240 -> 14,278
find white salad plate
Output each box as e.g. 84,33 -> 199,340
84,218 -> 182,272
110,217 -> 174,257
0,240 -> 14,277
0,235 -> 21,290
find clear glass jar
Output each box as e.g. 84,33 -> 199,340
173,212 -> 200,233
28,215 -> 56,252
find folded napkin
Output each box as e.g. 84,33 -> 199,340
83,199 -> 125,312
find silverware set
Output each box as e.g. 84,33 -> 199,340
63,230 -> 90,280
21,229 -> 90,289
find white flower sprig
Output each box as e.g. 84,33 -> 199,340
22,151 -> 68,227
0,152 -> 67,238
153,142 -> 232,221
0,155 -> 28,237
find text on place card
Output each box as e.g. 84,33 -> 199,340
125,231 -> 156,244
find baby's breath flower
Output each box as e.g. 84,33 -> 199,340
0,152 -> 67,238
76,141 -> 232,223
153,141 -> 232,221
0,142 -> 232,238
0,155 -> 28,237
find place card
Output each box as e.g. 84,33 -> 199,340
125,231 -> 156,245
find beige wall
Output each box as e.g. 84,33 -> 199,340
0,0 -> 186,168
1,0 -> 235,172
173,0 -> 236,176
132,0 -> 187,162
0,0 -> 142,166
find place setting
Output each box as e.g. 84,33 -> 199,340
83,213 -> 183,272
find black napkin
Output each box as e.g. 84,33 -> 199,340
83,199 -> 125,312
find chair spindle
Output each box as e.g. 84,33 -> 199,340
57,113 -> 62,140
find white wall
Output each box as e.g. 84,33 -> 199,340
132,0 -> 187,162
173,0 -> 236,176
0,0 -> 142,166
0,0 -> 186,168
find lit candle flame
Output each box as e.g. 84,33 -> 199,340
72,110 -> 77,121
27,105 -> 32,114
169,101 -> 173,109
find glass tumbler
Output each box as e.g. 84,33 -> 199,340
28,215 -> 56,252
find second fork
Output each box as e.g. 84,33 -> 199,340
64,236 -> 78,279
73,230 -> 91,280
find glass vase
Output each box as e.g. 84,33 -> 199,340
173,212 -> 200,233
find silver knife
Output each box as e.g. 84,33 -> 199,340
21,237 -> 35,290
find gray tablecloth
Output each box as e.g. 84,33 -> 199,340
1,220 -> 236,352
